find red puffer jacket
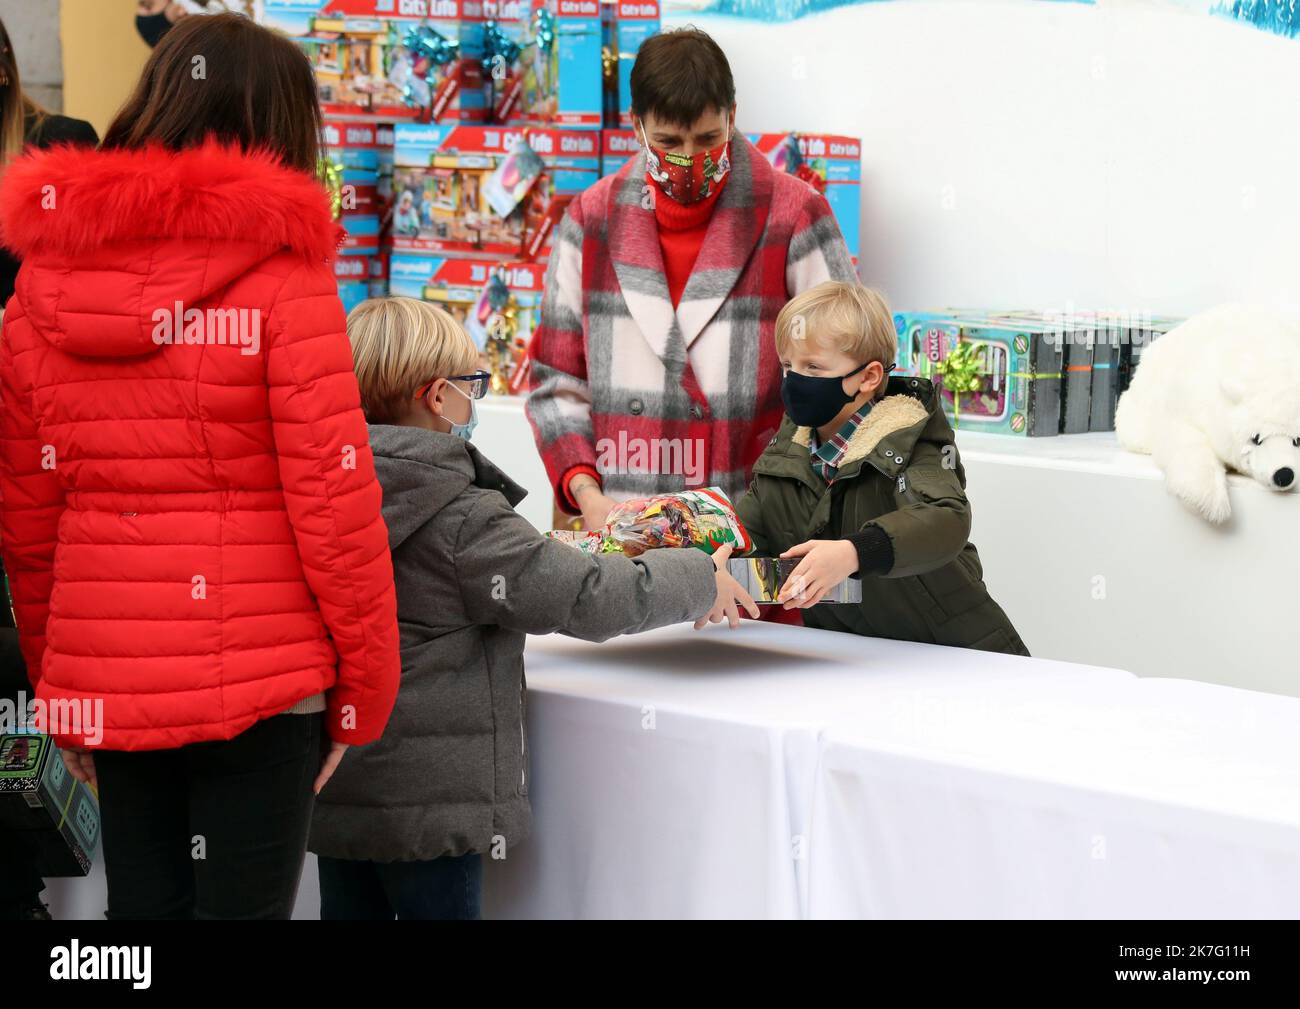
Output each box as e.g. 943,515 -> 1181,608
0,142 -> 400,751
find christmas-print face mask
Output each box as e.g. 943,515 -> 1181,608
643,136 -> 732,206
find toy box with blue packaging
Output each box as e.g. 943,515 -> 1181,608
494,0 -> 603,130
0,732 -> 101,877
260,0 -> 488,123
600,127 -> 638,176
390,253 -> 544,393
747,132 -> 861,263
602,0 -> 659,128
322,119 -> 385,257
334,254 -> 373,313
391,122 -> 599,259
893,311 -> 1063,437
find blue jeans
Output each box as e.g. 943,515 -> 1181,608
317,852 -> 483,920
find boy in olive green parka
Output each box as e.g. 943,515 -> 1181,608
735,282 -> 1028,655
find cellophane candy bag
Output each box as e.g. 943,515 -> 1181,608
603,487 -> 752,557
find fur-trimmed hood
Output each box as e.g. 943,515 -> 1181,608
0,142 -> 342,358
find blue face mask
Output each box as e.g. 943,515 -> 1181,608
446,382 -> 479,441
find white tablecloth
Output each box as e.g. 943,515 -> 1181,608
46,621 -> 1300,919
483,622 -> 1300,919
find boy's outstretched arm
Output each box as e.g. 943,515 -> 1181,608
453,491 -> 723,642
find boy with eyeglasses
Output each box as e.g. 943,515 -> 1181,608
308,296 -> 756,919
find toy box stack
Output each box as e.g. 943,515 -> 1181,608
0,732 -> 100,876
323,119 -> 387,312
261,0 -> 488,124
603,1 -> 659,128
893,310 -> 1180,436
390,255 -> 544,394
492,0 -> 605,129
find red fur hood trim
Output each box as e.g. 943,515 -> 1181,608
0,141 -> 342,261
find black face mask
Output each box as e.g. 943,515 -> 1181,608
781,361 -> 891,428
136,13 -> 172,48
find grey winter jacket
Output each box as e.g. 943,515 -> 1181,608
308,424 -> 717,862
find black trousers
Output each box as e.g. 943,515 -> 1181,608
93,712 -> 323,920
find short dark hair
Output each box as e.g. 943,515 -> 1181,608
103,13 -> 321,175
630,27 -> 735,127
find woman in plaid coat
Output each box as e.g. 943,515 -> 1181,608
527,28 -> 857,528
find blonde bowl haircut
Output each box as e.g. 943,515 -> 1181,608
348,297 -> 480,424
775,281 -> 898,399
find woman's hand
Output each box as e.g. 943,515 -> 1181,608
313,741 -> 349,795
694,543 -> 760,630
571,475 -> 616,531
778,539 -> 860,609
61,746 -> 97,790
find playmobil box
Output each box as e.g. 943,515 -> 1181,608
601,127 -> 638,176
495,0 -> 604,129
893,311 -> 1062,437
747,132 -> 861,262
260,0 -> 487,123
0,732 -> 100,877
334,254 -> 375,313
602,1 -> 659,128
389,253 -> 543,392
368,252 -> 390,298
391,122 -> 599,259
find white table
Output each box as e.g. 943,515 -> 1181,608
47,622 -> 1300,920
481,622 -> 1300,919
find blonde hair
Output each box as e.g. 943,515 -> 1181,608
347,297 -> 479,424
775,282 -> 897,393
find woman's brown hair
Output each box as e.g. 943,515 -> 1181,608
0,15 -> 47,165
103,13 -> 320,174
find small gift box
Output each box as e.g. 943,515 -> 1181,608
0,732 -> 100,877
727,557 -> 862,606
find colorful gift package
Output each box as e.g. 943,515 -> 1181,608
747,132 -> 862,262
545,487 -> 752,557
0,732 -> 100,877
391,122 -> 599,260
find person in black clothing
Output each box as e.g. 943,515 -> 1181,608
0,16 -> 98,307
0,14 -> 97,920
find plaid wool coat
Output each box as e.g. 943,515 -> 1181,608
526,134 -> 857,512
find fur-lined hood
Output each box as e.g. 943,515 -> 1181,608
0,142 -> 342,358
0,141 -> 341,262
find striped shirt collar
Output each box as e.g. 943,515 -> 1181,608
809,400 -> 875,482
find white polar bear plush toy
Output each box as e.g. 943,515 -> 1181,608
1116,303 -> 1300,524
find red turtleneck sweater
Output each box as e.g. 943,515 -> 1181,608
559,172 -> 731,512
654,173 -> 728,308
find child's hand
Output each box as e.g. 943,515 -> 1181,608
778,540 -> 859,609
694,543 -> 760,630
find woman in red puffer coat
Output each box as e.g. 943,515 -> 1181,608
0,14 -> 400,919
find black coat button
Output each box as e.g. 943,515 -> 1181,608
629,398 -> 643,415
